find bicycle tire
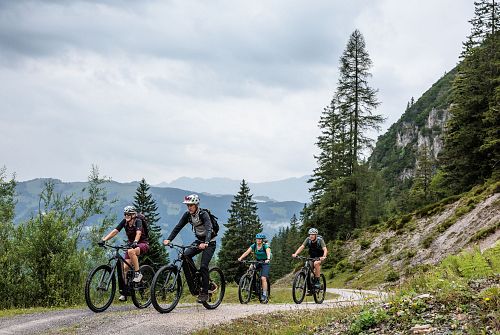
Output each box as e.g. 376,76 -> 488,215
85,264 -> 116,313
238,273 -> 253,304
203,267 -> 225,310
292,271 -> 307,304
151,265 -> 182,313
131,264 -> 155,309
313,274 -> 326,304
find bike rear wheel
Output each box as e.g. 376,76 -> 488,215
313,274 -> 326,304
238,274 -> 253,304
203,267 -> 225,310
151,266 -> 182,313
131,264 -> 155,309
85,264 -> 116,313
292,271 -> 307,304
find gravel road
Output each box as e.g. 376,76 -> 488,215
0,288 -> 386,335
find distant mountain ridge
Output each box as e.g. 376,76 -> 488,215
156,175 -> 311,203
14,178 -> 305,247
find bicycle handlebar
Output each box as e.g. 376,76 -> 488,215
100,243 -> 132,250
165,243 -> 198,250
294,255 -> 320,261
239,259 -> 267,264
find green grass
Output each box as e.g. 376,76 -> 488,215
0,305 -> 85,318
193,306 -> 361,335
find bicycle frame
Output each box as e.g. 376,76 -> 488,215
167,244 -> 202,296
242,260 -> 265,296
296,256 -> 319,290
104,245 -> 136,296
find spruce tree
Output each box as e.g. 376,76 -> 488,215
133,178 -> 169,268
218,180 -> 262,283
461,0 -> 499,57
441,5 -> 499,193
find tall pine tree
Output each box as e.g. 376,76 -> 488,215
133,178 -> 169,268
306,29 -> 383,239
217,180 -> 262,283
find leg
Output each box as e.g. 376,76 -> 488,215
128,247 -> 141,271
260,263 -> 270,300
199,242 -> 216,294
313,260 -> 321,278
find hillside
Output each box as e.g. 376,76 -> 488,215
330,181 -> 499,289
369,67 -> 457,186
14,178 -> 304,246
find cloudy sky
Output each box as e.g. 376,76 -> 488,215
0,0 -> 473,184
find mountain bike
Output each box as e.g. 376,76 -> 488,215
150,243 -> 225,313
292,256 -> 326,304
84,243 -> 155,312
238,260 -> 270,304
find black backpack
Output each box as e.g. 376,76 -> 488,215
189,208 -> 220,238
135,213 -> 149,239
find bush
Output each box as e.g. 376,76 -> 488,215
359,238 -> 371,250
385,268 -> 400,282
349,308 -> 388,335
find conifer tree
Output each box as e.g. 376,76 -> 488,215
133,178 -> 169,268
218,180 -> 262,282
462,0 -> 499,57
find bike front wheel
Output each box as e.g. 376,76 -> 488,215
151,265 -> 182,313
313,274 -> 326,304
203,267 -> 225,310
292,271 -> 307,304
238,273 -> 253,304
131,264 -> 155,309
85,264 -> 116,313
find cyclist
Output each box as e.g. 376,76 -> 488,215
163,194 -> 216,303
292,228 -> 327,290
99,205 -> 149,301
238,233 -> 271,301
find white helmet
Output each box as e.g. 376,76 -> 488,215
183,194 -> 200,205
308,228 -> 318,235
124,205 -> 137,214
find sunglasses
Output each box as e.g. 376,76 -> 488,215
124,213 -> 133,217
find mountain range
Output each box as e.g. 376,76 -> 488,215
14,178 -> 305,246
156,175 -> 311,203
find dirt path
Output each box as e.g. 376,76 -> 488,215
0,288 -> 385,335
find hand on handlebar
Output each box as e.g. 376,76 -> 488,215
163,239 -> 170,246
98,240 -> 105,247
292,253 -> 297,258
130,241 -> 138,249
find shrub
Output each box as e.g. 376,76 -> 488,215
359,238 -> 371,250
385,268 -> 400,282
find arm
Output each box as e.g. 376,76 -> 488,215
238,247 -> 252,262
102,229 -> 119,242
164,212 -> 189,244
292,245 -> 305,257
321,246 -> 328,260
133,219 -> 142,243
265,247 -> 271,263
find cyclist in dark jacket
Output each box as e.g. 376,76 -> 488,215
163,194 -> 216,303
292,228 -> 327,289
100,205 -> 149,301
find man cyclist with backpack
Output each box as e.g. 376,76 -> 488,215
163,194 -> 217,303
292,228 -> 327,290
99,205 -> 149,301
238,233 -> 271,302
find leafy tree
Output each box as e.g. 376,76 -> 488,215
218,180 -> 262,283
133,178 -> 169,268
0,166 -> 115,308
